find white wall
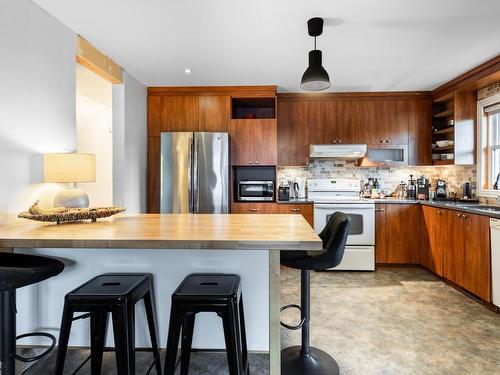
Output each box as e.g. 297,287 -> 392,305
113,71 -> 147,213
76,65 -> 113,206
0,0 -> 76,219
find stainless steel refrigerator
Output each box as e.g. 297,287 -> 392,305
160,132 -> 229,213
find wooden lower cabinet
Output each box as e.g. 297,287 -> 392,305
276,204 -> 314,227
462,213 -> 491,301
421,206 -> 491,302
230,203 -> 314,227
231,203 -> 277,214
375,204 -> 420,263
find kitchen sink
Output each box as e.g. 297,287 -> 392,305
461,205 -> 500,212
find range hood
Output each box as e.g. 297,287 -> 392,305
309,144 -> 367,159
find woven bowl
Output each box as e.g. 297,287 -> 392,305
18,207 -> 126,224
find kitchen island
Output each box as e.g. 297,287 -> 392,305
0,214 -> 321,375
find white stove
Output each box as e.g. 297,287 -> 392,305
308,178 -> 375,271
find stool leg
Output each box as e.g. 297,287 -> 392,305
143,291 -> 162,375
221,302 -> 243,375
164,305 -> 183,375
0,290 -> 16,375
90,312 -> 108,375
112,306 -> 133,375
238,297 -> 249,375
180,313 -> 195,375
54,301 -> 74,375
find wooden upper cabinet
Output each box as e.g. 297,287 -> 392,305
160,96 -> 199,132
463,213 -> 491,301
230,119 -> 277,166
372,100 -> 409,144
335,100 -> 364,143
230,120 -> 254,165
147,96 -> 162,137
253,119 -> 277,165
199,96 -> 230,132
278,100 -> 310,166
408,99 -> 432,166
309,101 -> 335,144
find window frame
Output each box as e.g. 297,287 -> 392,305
477,92 -> 500,197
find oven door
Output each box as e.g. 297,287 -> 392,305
313,203 -> 375,245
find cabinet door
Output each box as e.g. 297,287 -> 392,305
421,206 -> 444,276
335,100 -> 364,143
373,100 -> 408,144
199,96 -> 230,132
442,210 -> 465,286
377,204 -> 420,263
278,100 -> 310,166
309,101 -> 335,144
253,119 -> 277,165
230,120 -> 254,166
147,137 -> 161,213
148,96 -> 161,137
408,99 -> 432,166
375,204 -> 387,263
277,204 -> 314,227
160,96 -> 199,132
231,203 -> 277,214
463,213 -> 491,301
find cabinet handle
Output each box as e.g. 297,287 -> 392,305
331,139 -> 336,144
457,213 -> 461,217
462,214 -> 467,219
255,161 -> 259,164
387,139 -> 392,143
437,210 -> 442,214
291,208 -> 300,212
249,161 -> 253,164
338,140 -> 342,143
249,208 -> 259,212
375,208 -> 385,212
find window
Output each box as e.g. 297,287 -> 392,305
478,93 -> 500,195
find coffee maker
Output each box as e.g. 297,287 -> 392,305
416,176 -> 430,200
436,180 -> 447,199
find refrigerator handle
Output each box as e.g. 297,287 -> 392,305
193,135 -> 199,213
188,136 -> 193,213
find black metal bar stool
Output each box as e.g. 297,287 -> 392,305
164,273 -> 249,375
0,252 -> 65,375
280,212 -> 351,375
54,273 -> 162,375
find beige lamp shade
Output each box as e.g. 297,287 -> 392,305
44,153 -> 96,183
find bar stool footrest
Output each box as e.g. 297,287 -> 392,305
13,332 -> 56,363
280,304 -> 305,330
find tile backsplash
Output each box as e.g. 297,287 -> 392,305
278,160 -> 476,197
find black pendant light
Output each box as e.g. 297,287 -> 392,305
301,17 -> 331,91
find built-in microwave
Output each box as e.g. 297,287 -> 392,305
236,181 -> 275,202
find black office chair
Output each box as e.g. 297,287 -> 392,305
280,212 -> 350,375
0,252 -> 65,375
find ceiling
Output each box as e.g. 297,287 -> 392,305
34,0 -> 500,92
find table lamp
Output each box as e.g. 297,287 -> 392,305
44,153 -> 96,208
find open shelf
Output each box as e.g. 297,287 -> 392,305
231,97 -> 276,119
433,126 -> 454,135
433,145 -> 454,152
433,109 -> 454,118
432,159 -> 454,165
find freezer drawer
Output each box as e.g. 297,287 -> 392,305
328,246 -> 375,271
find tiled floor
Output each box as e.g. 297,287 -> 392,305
25,267 -> 500,374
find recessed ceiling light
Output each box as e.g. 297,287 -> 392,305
184,68 -> 192,74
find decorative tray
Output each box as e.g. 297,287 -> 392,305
18,203 -> 126,224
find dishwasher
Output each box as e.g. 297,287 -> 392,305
490,219 -> 500,307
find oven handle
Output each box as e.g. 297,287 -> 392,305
314,204 -> 374,210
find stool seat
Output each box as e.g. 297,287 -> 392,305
68,274 -> 149,297
0,253 -> 64,291
175,273 -> 240,297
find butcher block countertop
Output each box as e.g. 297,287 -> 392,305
0,214 -> 322,251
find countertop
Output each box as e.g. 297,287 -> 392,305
0,214 -> 322,251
